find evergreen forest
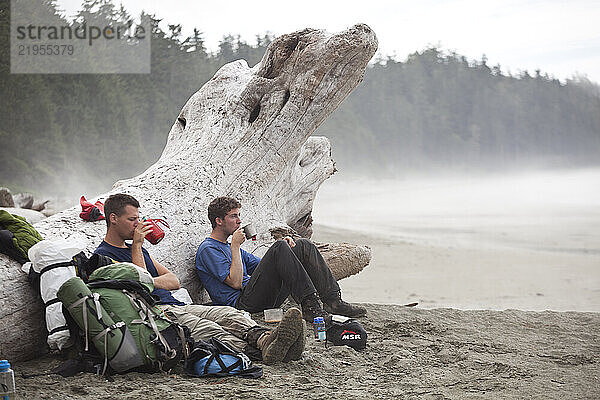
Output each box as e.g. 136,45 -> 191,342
1,0 -> 599,195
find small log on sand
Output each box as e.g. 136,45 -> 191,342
13,193 -> 34,209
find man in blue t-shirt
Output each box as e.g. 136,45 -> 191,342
195,197 -> 367,323
94,193 -> 305,364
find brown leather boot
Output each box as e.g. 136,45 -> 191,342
300,293 -> 330,323
323,291 -> 367,318
283,318 -> 306,362
257,307 -> 304,365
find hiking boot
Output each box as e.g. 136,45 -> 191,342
283,319 -> 306,362
323,291 -> 367,318
300,293 -> 330,324
259,307 -> 304,365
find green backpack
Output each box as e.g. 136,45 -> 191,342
57,262 -> 190,374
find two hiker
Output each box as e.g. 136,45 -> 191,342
94,194 -> 303,365
94,193 -> 365,364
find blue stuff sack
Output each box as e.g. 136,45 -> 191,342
183,337 -> 262,379
194,353 -> 245,375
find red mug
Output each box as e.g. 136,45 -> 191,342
142,218 -> 170,245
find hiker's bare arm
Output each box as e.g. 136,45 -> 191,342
150,256 -> 180,290
131,221 -> 153,269
130,243 -> 145,269
224,228 -> 245,290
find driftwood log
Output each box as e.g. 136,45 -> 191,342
13,193 -> 34,209
0,24 -> 377,361
0,207 -> 46,224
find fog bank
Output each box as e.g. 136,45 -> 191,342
313,168 -> 600,254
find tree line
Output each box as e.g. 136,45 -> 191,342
1,0 -> 599,195
320,49 -> 600,175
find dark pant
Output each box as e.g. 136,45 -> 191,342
236,239 -> 340,313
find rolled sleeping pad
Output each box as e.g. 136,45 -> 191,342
28,239 -> 82,351
40,261 -> 76,350
57,276 -> 144,373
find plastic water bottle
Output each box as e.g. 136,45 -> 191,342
313,317 -> 326,341
0,360 -> 15,400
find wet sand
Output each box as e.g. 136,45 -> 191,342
312,224 -> 600,312
311,170 -> 600,312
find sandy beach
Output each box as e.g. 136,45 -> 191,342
13,222 -> 600,399
15,303 -> 600,399
312,224 -> 600,312
311,169 -> 600,312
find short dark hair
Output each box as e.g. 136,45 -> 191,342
104,193 -> 140,227
208,197 -> 241,228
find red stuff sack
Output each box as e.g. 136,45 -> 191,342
79,196 -> 105,222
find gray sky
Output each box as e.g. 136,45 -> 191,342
55,0 -> 600,83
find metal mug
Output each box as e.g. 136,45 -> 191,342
242,223 -> 257,241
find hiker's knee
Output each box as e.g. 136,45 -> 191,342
272,239 -> 288,251
294,238 -> 315,255
211,305 -> 239,317
268,240 -> 295,261
295,238 -> 311,248
218,305 -> 238,314
271,239 -> 290,254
